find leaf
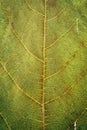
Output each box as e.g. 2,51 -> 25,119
0,0 -> 87,130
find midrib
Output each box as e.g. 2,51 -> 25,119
42,0 -> 46,130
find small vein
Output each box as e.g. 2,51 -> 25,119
24,0 -> 44,16
0,62 -> 41,106
28,117 -> 43,123
2,22 -> 11,43
0,112 -> 12,130
78,108 -> 87,119
10,24 -> 44,63
4,51 -> 43,83
46,22 -> 75,49
20,21 -> 30,39
45,45 -> 83,80
47,8 -> 65,22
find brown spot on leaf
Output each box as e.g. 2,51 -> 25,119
47,0 -> 57,8
80,41 -> 86,48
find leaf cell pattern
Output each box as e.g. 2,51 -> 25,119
0,0 -> 87,130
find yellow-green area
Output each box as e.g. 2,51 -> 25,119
0,0 -> 87,130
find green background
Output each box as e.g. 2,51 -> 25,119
0,0 -> 87,130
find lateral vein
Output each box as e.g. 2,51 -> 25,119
47,8 -> 65,22
0,112 -> 12,130
24,0 -> 44,16
0,62 -> 41,106
46,22 -> 75,49
10,24 -> 44,63
45,45 -> 84,80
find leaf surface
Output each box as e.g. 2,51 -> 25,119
0,0 -> 87,130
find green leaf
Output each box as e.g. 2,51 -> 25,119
0,0 -> 87,130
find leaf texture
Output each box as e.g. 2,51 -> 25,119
0,0 -> 87,130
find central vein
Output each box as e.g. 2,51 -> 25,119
42,0 -> 46,130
